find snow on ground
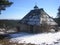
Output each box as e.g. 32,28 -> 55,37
0,32 -> 5,34
9,32 -> 60,45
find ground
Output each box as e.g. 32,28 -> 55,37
9,32 -> 60,45
0,32 -> 60,45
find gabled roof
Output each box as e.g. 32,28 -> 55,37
19,5 -> 57,26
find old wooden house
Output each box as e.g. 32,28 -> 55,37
18,5 -> 58,33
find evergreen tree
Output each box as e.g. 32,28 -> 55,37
0,0 -> 13,14
57,6 -> 60,18
57,6 -> 60,26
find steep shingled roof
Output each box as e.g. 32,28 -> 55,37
19,5 -> 57,26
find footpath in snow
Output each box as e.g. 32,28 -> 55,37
9,32 -> 60,45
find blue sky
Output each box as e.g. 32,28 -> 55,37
0,0 -> 60,19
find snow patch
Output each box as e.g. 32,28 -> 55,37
10,32 -> 60,45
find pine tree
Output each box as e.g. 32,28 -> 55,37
0,0 -> 13,14
57,6 -> 60,18
57,6 -> 60,26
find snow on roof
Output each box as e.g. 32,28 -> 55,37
19,6 -> 57,26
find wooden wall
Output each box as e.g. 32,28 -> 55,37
17,23 -> 57,33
